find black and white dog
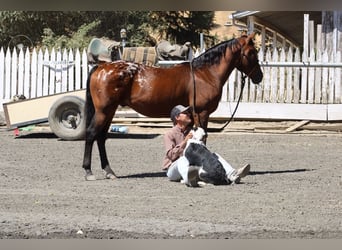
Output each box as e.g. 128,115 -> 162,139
184,127 -> 230,185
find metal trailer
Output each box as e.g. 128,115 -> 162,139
3,90 -> 87,140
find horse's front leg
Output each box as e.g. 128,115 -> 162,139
192,112 -> 201,128
198,112 -> 210,144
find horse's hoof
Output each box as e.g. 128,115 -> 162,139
105,173 -> 117,180
85,174 -> 96,181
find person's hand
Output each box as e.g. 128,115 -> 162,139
181,131 -> 193,149
185,131 -> 193,142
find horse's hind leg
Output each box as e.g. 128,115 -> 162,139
97,118 -> 117,179
82,108 -> 116,181
82,119 -> 98,181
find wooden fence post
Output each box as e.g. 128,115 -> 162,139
286,47 -> 293,103
293,48 -> 301,103
336,51 -> 342,103
314,24 -> 322,104
0,48 -> 4,103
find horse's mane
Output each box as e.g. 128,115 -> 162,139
192,37 -> 245,68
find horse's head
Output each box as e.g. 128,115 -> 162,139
237,33 -> 263,84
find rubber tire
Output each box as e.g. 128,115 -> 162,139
48,96 -> 86,140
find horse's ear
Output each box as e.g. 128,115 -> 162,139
246,32 -> 256,44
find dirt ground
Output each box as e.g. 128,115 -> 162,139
0,121 -> 341,239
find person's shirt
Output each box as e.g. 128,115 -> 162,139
162,125 -> 191,170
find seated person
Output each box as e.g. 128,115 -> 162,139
162,104 -> 250,187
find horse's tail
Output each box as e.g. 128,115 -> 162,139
85,65 -> 98,129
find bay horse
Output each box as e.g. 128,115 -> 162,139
82,33 -> 263,181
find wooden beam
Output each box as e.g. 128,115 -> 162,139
285,120 -> 310,132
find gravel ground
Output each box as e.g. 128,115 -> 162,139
0,123 -> 341,239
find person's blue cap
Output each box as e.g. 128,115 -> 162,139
170,105 -> 192,124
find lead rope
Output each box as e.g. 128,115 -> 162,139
189,60 -> 247,131
189,60 -> 199,127
217,73 -> 247,131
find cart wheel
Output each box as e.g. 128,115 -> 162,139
48,96 -> 86,140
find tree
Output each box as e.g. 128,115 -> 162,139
149,11 -> 215,47
0,11 -> 215,50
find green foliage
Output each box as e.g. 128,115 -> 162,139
149,11 -> 215,46
41,20 -> 101,49
0,11 -> 215,50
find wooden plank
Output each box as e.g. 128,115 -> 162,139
211,102 -> 328,121
278,49 -> 285,103
285,120 -> 310,132
249,73 -> 256,102
314,24 -> 322,104
337,11 -> 342,52
256,48 -> 264,102
75,49 -> 81,90
308,48 -> 316,103
261,26 -> 266,54
37,49 -> 44,97
309,20 -> 315,53
327,104 -> 342,120
242,70 -> 249,101
270,49 -> 278,102
0,48 -> 4,104
300,50 -> 308,103
303,14 -> 309,57
81,49 -> 88,89
293,48 -> 301,103
321,50 -> 329,104
55,49 -> 62,93
227,69 -> 235,102
285,47 -> 293,103
301,14 -> 309,103
30,49 -> 38,98
328,51 -> 335,104
61,49 -> 68,93
221,76 -> 228,102
24,49 -> 31,98
335,51 -> 342,103
11,49 -> 18,98
18,49 -> 24,96
68,49 -> 75,91
263,50 -> 271,102
303,123 -> 342,131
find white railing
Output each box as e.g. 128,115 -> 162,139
0,45 -> 341,121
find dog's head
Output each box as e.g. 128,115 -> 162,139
191,127 -> 207,142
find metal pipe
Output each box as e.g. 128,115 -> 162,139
259,61 -> 342,68
157,61 -> 342,68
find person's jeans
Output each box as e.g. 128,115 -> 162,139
213,153 -> 236,177
166,156 -> 190,183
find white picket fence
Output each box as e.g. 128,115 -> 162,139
0,47 -> 89,108
0,46 -> 342,120
223,47 -> 342,104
